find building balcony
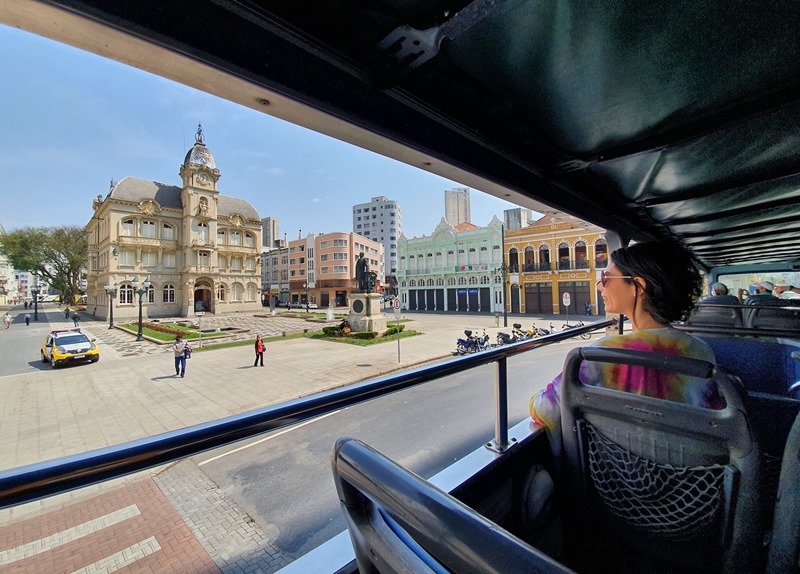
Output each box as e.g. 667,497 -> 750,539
217,244 -> 259,255
191,239 -> 215,248
117,236 -> 178,249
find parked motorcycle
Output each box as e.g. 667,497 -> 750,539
532,322 -> 555,336
562,320 -> 592,339
456,329 -> 490,354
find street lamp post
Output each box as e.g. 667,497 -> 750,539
132,276 -> 151,341
31,288 -> 40,321
104,282 -> 117,329
303,282 -> 309,312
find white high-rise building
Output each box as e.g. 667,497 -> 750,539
352,196 -> 402,289
504,207 -> 535,230
261,216 -> 280,248
444,187 -> 470,226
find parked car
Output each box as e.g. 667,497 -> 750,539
40,328 -> 99,368
307,303 -> 319,309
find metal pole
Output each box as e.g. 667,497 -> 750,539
492,357 -> 509,451
33,293 -> 39,321
198,314 -> 202,348
501,224 -> 508,327
136,290 -> 144,341
108,292 -> 114,329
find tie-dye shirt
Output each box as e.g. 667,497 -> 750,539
529,327 -> 722,457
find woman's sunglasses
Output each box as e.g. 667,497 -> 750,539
598,270 -> 634,287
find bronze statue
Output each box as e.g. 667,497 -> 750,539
355,252 -> 369,292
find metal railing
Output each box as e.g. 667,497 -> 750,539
0,320 -> 612,509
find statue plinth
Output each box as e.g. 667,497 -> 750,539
347,293 -> 387,333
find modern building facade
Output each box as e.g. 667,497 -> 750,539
444,188 -> 471,226
505,215 -> 607,315
262,231 -> 383,308
261,216 -> 280,249
397,217 -> 504,313
85,125 -> 263,320
352,196 -> 401,293
504,207 -> 535,230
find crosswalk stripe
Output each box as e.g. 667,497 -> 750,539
0,505 -> 141,565
70,536 -> 161,574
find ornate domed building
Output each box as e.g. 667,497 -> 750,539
85,125 -> 263,319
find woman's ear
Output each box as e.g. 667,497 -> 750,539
632,276 -> 647,292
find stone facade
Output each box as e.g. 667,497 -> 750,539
85,126 -> 262,320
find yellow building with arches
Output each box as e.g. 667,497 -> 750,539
505,215 -> 607,316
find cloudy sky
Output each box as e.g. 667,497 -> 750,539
0,25 -> 522,239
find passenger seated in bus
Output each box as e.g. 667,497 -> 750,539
775,284 -> 800,299
702,282 -> 740,305
529,242 -> 724,457
737,280 -> 779,304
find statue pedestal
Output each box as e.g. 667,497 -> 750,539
347,293 -> 387,333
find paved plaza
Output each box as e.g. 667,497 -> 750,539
0,303 -> 605,573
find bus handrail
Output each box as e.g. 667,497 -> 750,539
0,319 -> 614,509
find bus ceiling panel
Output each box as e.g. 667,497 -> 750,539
691,235 -> 800,255
439,0 -> 800,157
646,191 -> 800,226
590,106 -> 800,205
693,241 -> 800,260
667,205 -> 800,237
700,249 -> 800,268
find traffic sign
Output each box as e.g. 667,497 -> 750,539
393,298 -> 401,312
195,311 -> 205,316
562,292 -> 571,307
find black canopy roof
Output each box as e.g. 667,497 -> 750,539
4,0 -> 800,269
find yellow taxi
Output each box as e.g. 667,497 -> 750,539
40,328 -> 100,368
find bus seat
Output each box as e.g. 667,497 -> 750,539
686,304 -> 742,328
700,336 -> 796,396
746,299 -> 800,331
331,437 -> 576,574
766,409 -> 800,574
560,348 -> 762,574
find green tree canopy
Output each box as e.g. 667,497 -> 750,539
0,226 -> 87,304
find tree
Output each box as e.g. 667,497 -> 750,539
0,226 -> 88,304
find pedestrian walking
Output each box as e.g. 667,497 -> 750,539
65,307 -> 70,319
3,312 -> 12,329
72,312 -> 80,327
254,334 -> 265,367
172,335 -> 190,378
25,313 -> 31,326
24,301 -> 28,310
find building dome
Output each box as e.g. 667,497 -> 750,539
183,123 -> 217,170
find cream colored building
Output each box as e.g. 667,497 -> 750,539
85,126 -> 262,320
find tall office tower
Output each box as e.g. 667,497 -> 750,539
352,196 -> 403,288
261,217 -> 280,248
504,207 -> 534,230
444,187 -> 471,225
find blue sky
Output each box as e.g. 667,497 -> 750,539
0,25 -> 522,239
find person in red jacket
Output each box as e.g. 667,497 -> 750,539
254,334 -> 265,367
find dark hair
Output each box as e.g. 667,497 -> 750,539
611,241 -> 702,324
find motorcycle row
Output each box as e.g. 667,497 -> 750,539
455,321 -> 592,355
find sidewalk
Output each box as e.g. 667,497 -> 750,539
0,306 -> 606,573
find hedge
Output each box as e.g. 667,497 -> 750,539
351,331 -> 377,340
385,324 -> 405,336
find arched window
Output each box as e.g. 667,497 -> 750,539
198,222 -> 209,244
558,242 -> 570,270
119,284 -> 134,304
595,238 -> 608,269
468,276 -> 478,284
458,277 -> 467,285
447,277 -> 456,285
436,278 -> 444,286
575,240 -> 588,269
524,247 -> 535,272
162,224 -> 174,240
447,250 -> 455,266
231,282 -> 243,301
145,284 -> 155,304
409,279 -> 416,287
427,278 -> 435,286
480,275 -> 489,284
217,283 -> 226,301
230,232 -> 241,246
163,284 -> 175,303
218,230 -> 226,244
538,245 -> 551,271
246,283 -> 257,301
509,248 -> 519,273
245,234 -> 255,248
121,219 -> 135,237
401,280 -> 407,287
141,220 -> 156,238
